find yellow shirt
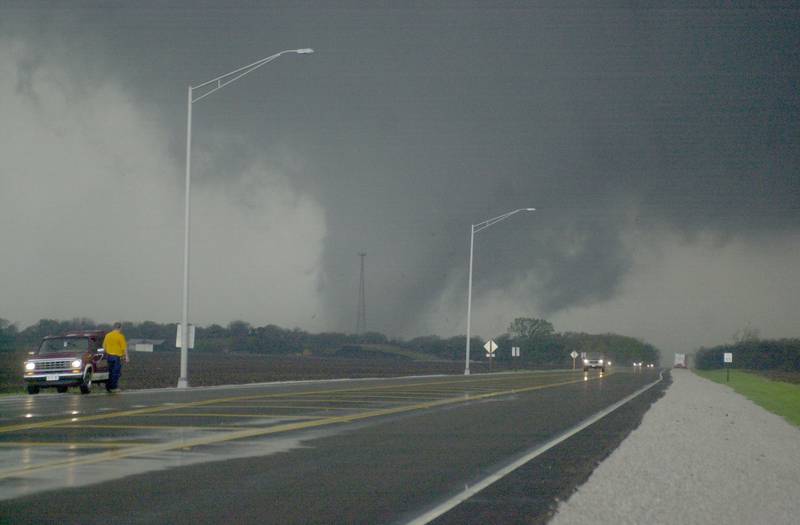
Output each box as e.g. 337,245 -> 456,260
103,330 -> 128,357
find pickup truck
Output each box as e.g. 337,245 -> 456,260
583,354 -> 606,373
23,330 -> 110,394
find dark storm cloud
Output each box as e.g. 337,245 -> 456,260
3,2 -> 799,336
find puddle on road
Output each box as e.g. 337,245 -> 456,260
0,425 -> 352,501
0,435 -> 308,500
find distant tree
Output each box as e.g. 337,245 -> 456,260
136,320 -> 169,339
733,324 -> 760,344
18,319 -> 63,344
0,318 -> 17,352
228,320 -> 251,338
227,320 -> 253,352
508,318 -> 555,340
357,331 -> 388,345
205,324 -> 228,338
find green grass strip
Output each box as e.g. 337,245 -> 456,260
694,369 -> 800,427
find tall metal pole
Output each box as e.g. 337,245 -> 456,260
464,225 -> 475,375
175,49 -> 313,389
178,86 -> 192,389
357,252 -> 367,334
463,208 -> 535,377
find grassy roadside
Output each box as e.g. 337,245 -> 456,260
694,369 -> 800,427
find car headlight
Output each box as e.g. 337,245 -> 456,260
25,362 -> 35,371
599,359 -> 604,364
583,359 -> 588,364
71,359 -> 82,368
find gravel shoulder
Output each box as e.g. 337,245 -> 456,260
550,368 -> 800,525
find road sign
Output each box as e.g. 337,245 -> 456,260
484,340 -> 497,357
175,324 -> 195,349
570,351 -> 578,359
724,352 -> 733,382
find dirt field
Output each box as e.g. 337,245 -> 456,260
1,351 -> 500,393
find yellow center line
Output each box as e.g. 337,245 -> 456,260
56,424 -> 244,431
132,413 -> 328,419
240,398 -> 399,405
182,405 -> 358,411
0,375 -> 597,480
318,394 -> 444,400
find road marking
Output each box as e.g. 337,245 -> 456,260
404,371 -> 663,525
0,375 -> 595,480
56,424 -> 242,431
193,404 -> 358,411
0,441 -> 152,448
318,394 -> 444,400
135,413 -> 327,419
250,398 -> 399,404
0,372 -> 585,435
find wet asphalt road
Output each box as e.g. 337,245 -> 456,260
0,368 -> 661,524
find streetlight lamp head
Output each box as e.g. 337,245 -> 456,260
295,48 -> 315,54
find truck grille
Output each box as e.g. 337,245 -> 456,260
34,360 -> 73,371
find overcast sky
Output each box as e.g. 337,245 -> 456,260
1,2 -> 799,356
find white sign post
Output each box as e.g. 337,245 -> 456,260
570,350 -> 578,370
484,340 -> 497,371
724,352 -> 733,382
511,346 -> 521,369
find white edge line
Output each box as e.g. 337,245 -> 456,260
404,370 -> 665,525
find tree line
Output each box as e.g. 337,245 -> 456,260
694,339 -> 800,370
0,317 -> 660,366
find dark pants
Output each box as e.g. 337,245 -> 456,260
107,355 -> 123,390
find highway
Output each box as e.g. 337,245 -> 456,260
0,368 -> 661,524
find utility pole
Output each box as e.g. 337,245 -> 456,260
356,252 -> 367,334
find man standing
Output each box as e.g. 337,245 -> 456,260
103,322 -> 128,393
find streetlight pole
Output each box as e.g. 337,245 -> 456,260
464,208 -> 535,375
177,48 -> 314,389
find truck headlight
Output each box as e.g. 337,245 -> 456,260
583,359 -> 588,364
25,362 -> 35,371
71,359 -> 82,368
599,359 -> 604,364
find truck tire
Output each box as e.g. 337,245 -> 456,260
80,369 -> 93,394
27,385 -> 40,395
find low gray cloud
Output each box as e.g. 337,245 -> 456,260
2,3 -> 799,351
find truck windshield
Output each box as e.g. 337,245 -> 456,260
38,338 -> 90,354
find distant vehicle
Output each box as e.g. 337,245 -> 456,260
583,354 -> 606,372
23,330 -> 110,395
674,353 -> 687,368
633,361 -> 642,367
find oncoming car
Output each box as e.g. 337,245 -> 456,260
583,354 -> 606,373
23,331 -> 109,395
